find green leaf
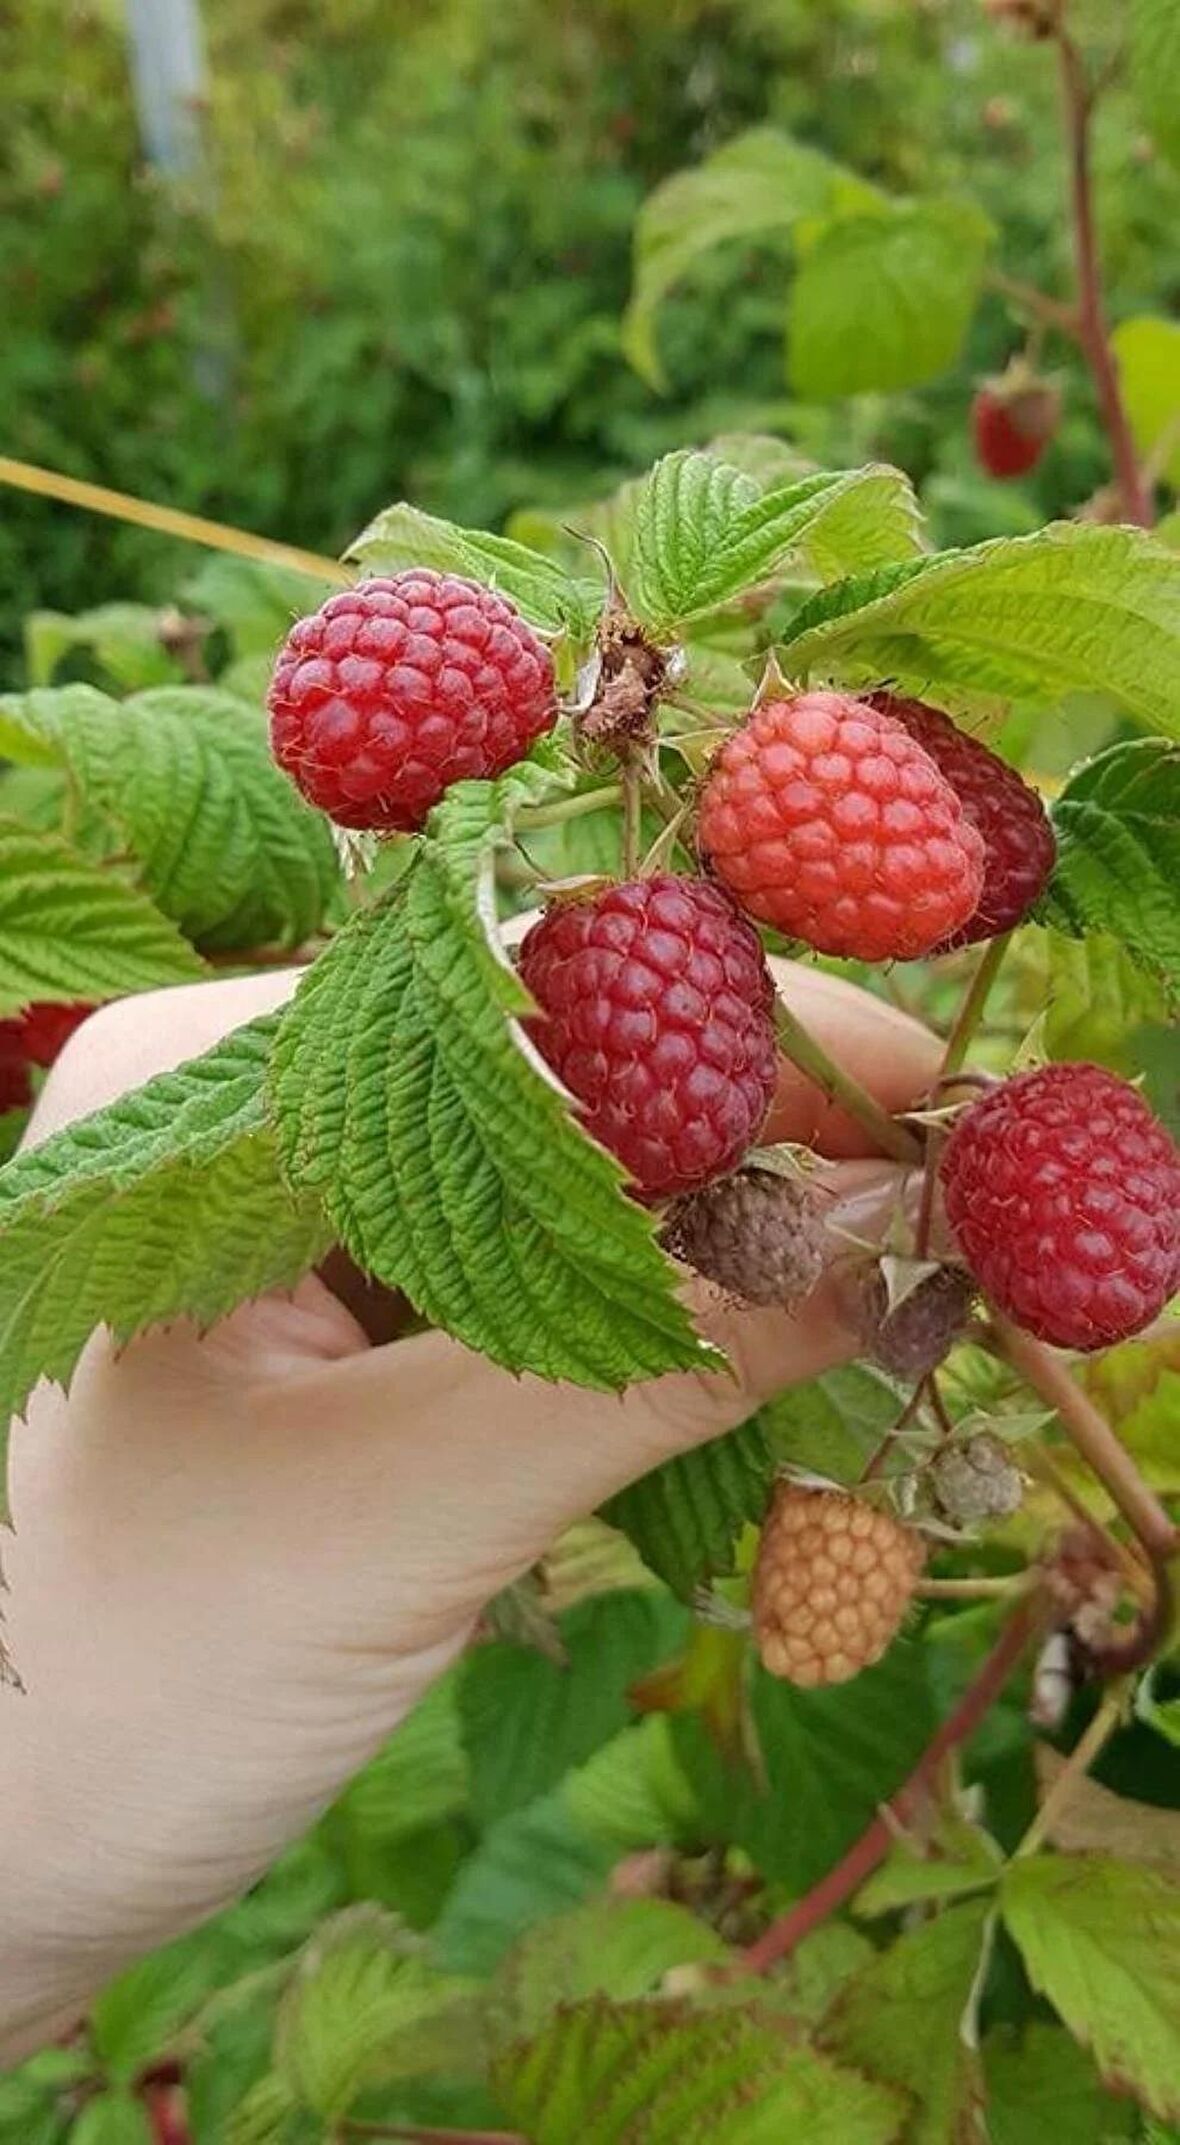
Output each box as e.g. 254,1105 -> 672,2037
68,2094 -> 152,2145
493,1995 -> 908,2144
0,818 -> 204,1014
600,1416 -> 773,1598
90,1926 -> 226,2080
779,526 -> 1180,740
1042,932 -> 1170,1068
273,1908 -> 478,2119
1112,318 -> 1180,489
182,553 -> 339,659
489,1900 -> 727,2050
0,685 -> 340,952
561,1715 -> 703,1852
623,126 -> 882,389
1041,741 -> 1180,997
336,1671 -> 469,1845
270,774 -> 714,1389
788,199 -> 992,399
758,1361 -> 906,1484
984,2023 -> 1137,2145
627,454 -> 921,631
1001,1853 -> 1180,2123
433,1796 -> 617,1976
345,501 -> 600,638
1132,0 -> 1180,168
823,1899 -> 993,2145
0,1013 -> 328,1436
677,1645 -> 935,1895
26,602 -> 181,692
853,1810 -> 1003,1919
1137,1667 -> 1180,1751
460,1590 -> 686,1826
224,2071 -> 301,2145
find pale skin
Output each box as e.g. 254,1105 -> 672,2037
0,961 -> 939,2062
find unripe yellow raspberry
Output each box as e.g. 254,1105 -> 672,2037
753,1483 -> 924,1687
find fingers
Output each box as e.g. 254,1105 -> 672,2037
766,959 -> 941,1155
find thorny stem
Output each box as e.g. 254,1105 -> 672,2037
742,1600 -> 1041,1973
1014,1680 -> 1127,1859
773,1000 -> 923,1167
1056,33 -> 1153,526
993,1317 -> 1178,1563
515,783 -> 619,831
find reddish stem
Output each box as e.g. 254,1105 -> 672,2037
742,1600 -> 1040,1974
1058,34 -> 1152,526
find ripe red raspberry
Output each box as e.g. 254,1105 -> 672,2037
664,1167 -> 825,1307
972,377 -> 1060,479
268,572 -> 557,831
18,1000 -> 95,1068
518,875 -> 778,1201
0,1024 -> 32,1114
941,1063 -> 1180,1350
698,691 -> 985,962
867,694 -> 1056,948
753,1483 -> 924,1687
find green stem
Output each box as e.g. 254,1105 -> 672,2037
1014,1681 -> 1127,1859
773,1000 -> 923,1166
620,752 -> 643,878
940,933 -> 1012,1081
515,783 -> 619,831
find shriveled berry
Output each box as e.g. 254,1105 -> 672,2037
844,1260 -> 976,1379
518,875 -> 778,1202
941,1062 -> 1180,1350
268,571 -> 557,831
754,1482 -> 924,1687
698,691 -> 985,962
972,377 -> 1060,479
931,1433 -> 1024,1524
19,1000 -> 95,1068
664,1168 -> 825,1307
867,694 -> 1056,947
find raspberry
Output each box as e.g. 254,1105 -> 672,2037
518,875 -> 778,1202
941,1063 -> 1180,1350
268,572 -> 557,831
697,691 -> 985,962
866,695 -> 1056,947
843,1260 -> 976,1379
0,1024 -> 31,1114
753,1483 -> 924,1687
18,1000 -> 94,1068
930,1433 -> 1024,1524
972,377 -> 1060,479
664,1168 -> 825,1307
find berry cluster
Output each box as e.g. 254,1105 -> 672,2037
0,1000 -> 93,1112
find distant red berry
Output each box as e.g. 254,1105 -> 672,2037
972,378 -> 1060,479
867,694 -> 1056,947
941,1063 -> 1180,1350
518,875 -> 778,1201
268,572 -> 557,832
19,1000 -> 95,1068
0,1024 -> 32,1114
697,691 -> 985,963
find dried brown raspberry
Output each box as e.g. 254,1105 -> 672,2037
930,1433 -> 1024,1524
753,1483 -> 924,1687
663,1168 -> 825,1308
844,1261 -> 976,1380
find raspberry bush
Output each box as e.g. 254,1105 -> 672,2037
0,9 -> 1178,2142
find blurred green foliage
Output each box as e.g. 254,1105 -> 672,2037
3,0 -> 1179,682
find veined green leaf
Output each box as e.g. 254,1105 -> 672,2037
984,2023 -> 1137,2145
1132,0 -> 1180,169
0,684 -> 340,952
1042,740 -> 1180,997
489,1901 -> 727,2051
0,1014 -> 328,1443
780,524 -> 1180,739
269,771 -> 714,1389
600,1415 -> 773,1597
25,601 -> 181,692
823,1900 -> 993,2145
1043,932 -> 1169,1067
0,817 -> 205,1012
623,126 -> 883,389
345,500 -> 600,638
1112,318 -> 1180,489
560,1715 -> 703,1852
493,1995 -> 907,2144
789,198 -> 993,400
628,453 -> 922,631
1002,1853 -> 1180,2123
433,1795 -> 617,1976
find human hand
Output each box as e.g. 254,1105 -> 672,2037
0,961 -> 938,2056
